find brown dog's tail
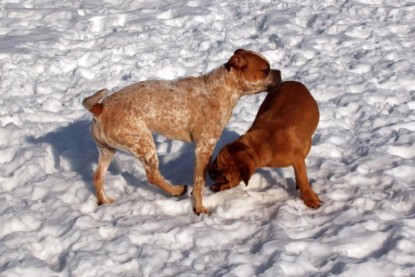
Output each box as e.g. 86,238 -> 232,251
82,89 -> 107,117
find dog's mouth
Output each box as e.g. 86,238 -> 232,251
210,179 -> 229,192
212,179 -> 228,186
210,174 -> 229,188
267,82 -> 281,92
208,163 -> 233,188
267,69 -> 282,92
211,174 -> 229,184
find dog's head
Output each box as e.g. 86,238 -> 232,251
225,49 -> 281,94
208,141 -> 253,190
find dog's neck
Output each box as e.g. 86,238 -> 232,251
189,66 -> 244,128
203,66 -> 243,104
238,132 -> 271,168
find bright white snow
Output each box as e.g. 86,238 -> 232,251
0,0 -> 414,276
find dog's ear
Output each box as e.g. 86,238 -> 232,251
240,166 -> 251,186
225,52 -> 248,71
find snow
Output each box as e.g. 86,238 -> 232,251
0,0 -> 414,276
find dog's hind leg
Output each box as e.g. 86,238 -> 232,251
292,159 -> 321,209
125,129 -> 187,197
94,144 -> 116,205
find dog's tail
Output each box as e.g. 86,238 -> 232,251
82,89 -> 107,117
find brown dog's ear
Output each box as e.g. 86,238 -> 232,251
225,52 -> 248,71
240,166 -> 251,186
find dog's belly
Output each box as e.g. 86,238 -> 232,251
143,105 -> 193,142
153,127 -> 193,142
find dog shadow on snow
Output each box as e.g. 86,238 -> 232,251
25,119 -> 238,196
26,119 -> 300,198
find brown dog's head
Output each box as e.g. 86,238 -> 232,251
208,140 -> 253,191
225,49 -> 281,94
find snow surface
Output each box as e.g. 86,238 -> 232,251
1,0 -> 414,276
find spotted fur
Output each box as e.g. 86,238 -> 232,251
82,49 -> 281,215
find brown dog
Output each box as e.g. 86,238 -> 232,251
82,49 -> 281,215
208,81 -> 321,209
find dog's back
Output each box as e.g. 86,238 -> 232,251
251,81 -> 319,137
209,81 -> 321,208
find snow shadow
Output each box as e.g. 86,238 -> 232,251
25,120 -> 241,193
25,119 -> 311,196
26,120 -> 99,194
156,127 -> 241,186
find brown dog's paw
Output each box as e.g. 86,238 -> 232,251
302,191 -> 321,209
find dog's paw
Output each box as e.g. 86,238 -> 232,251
193,205 -> 210,216
97,197 -> 114,206
302,191 -> 321,209
172,185 -> 187,197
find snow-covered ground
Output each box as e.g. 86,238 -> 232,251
1,0 -> 414,276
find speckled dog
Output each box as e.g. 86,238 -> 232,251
82,49 -> 281,215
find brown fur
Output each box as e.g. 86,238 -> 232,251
82,49 -> 281,215
209,81 -> 321,209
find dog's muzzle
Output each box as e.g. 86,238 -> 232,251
208,162 -> 226,183
208,166 -> 221,181
267,69 -> 282,92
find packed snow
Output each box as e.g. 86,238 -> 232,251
1,0 -> 414,276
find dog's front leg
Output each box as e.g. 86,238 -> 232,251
192,142 -> 215,215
